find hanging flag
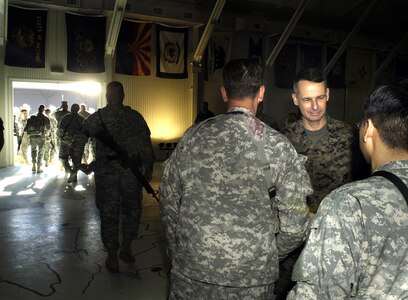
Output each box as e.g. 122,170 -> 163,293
249,36 -> 263,65
66,12 -> 106,73
374,52 -> 394,85
326,45 -> 346,88
213,33 -> 232,71
5,5 -> 47,68
205,33 -> 232,81
351,49 -> 373,87
156,24 -> 188,79
116,20 -> 152,76
394,55 -> 408,81
299,42 -> 322,70
274,42 -> 298,89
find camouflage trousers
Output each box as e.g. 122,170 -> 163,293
19,134 -> 30,162
29,135 -> 45,165
169,271 -> 276,300
274,245 -> 304,299
58,136 -> 72,159
44,138 -> 56,162
95,167 -> 142,252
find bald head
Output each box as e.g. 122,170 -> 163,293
106,81 -> 125,104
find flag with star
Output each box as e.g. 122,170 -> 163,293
66,12 -> 106,73
115,20 -> 152,76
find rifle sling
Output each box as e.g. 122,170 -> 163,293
371,170 -> 408,206
95,110 -> 158,200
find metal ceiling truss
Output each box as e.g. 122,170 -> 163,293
193,0 -> 226,64
265,0 -> 311,67
105,0 -> 127,56
323,0 -> 381,76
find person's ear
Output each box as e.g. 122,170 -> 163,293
326,88 -> 330,102
363,119 -> 375,142
257,85 -> 265,102
221,86 -> 228,102
292,93 -> 299,106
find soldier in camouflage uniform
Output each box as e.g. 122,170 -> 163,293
160,59 -> 313,299
288,83 -> 408,299
44,108 -> 57,167
26,105 -> 50,173
276,68 -> 359,299
78,103 -> 93,163
57,103 -> 84,175
70,81 -> 154,273
281,68 -> 357,213
17,108 -> 30,164
53,100 -> 70,152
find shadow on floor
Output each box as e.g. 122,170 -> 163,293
0,162 -> 170,300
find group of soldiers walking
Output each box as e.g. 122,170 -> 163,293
16,100 -> 93,175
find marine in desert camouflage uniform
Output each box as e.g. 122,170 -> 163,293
70,81 -> 154,273
160,59 -> 312,299
277,68 -> 358,299
281,116 -> 355,212
288,83 -> 408,300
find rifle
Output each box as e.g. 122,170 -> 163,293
93,129 -> 159,201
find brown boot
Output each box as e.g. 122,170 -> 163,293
105,250 -> 119,273
119,233 -> 135,263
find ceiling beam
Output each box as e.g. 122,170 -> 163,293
265,0 -> 311,67
105,0 -> 127,56
193,0 -> 226,63
324,0 -> 380,76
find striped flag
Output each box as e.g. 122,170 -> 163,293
115,20 -> 152,76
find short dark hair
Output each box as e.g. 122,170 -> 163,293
106,81 -> 125,103
362,84 -> 408,151
293,68 -> 327,94
222,59 -> 264,100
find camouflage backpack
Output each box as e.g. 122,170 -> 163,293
25,115 -> 44,136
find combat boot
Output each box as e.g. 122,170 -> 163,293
37,165 -> 43,173
45,160 -> 49,167
67,171 -> 77,183
105,250 -> 119,273
119,233 -> 135,263
32,163 -> 36,173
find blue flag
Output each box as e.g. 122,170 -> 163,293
66,13 -> 106,73
5,5 -> 47,68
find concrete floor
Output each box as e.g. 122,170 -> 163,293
0,162 -> 170,300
